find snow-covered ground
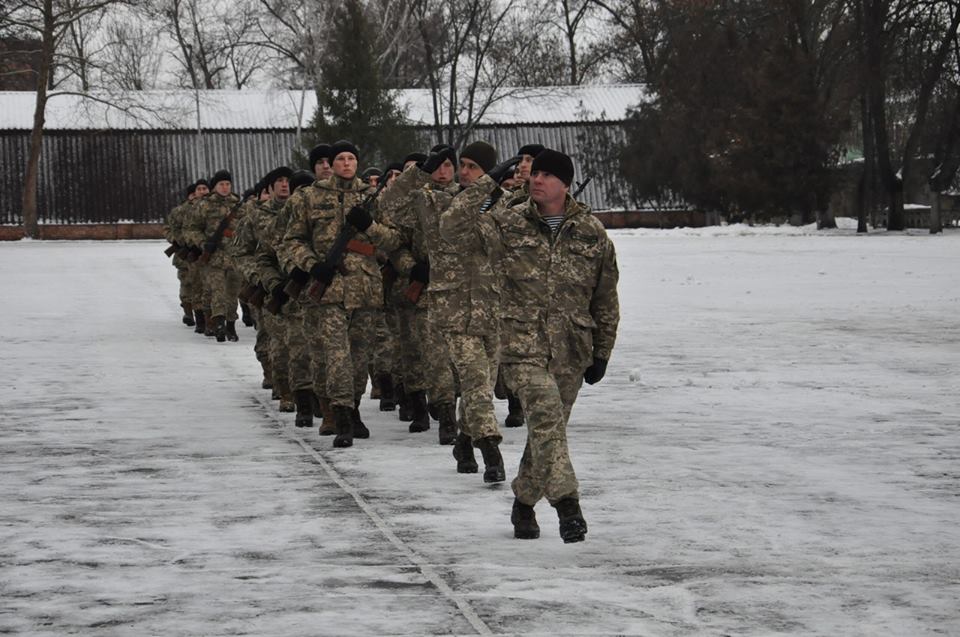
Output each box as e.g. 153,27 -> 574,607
1,226 -> 958,636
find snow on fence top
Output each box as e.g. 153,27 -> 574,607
0,84 -> 648,131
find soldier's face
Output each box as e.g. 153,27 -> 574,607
195,184 -> 209,197
530,171 -> 568,208
214,181 -> 231,197
459,158 -> 485,187
385,169 -> 401,186
368,175 -> 380,187
259,189 -> 271,202
333,152 -> 357,180
273,177 -> 290,201
516,154 -> 535,181
314,158 -> 332,179
432,158 -> 455,185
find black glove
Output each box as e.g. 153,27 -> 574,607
410,260 -> 430,284
270,286 -> 289,307
310,261 -> 336,286
288,267 -> 309,285
420,147 -> 457,174
203,239 -> 218,254
583,358 -> 608,385
488,156 -> 522,184
346,205 -> 373,232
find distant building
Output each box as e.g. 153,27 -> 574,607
0,38 -> 41,91
0,85 -> 648,228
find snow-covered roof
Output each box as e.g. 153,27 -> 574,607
0,84 -> 647,131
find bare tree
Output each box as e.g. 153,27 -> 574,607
5,0 -> 140,238
99,15 -> 163,89
151,0 -> 261,89
411,0 -> 540,148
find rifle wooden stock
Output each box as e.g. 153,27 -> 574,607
164,243 -> 178,257
238,283 -> 258,303
404,280 -> 425,304
248,285 -> 268,309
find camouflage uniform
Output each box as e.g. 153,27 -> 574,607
485,193 -> 620,506
270,203 -> 315,399
279,176 -> 400,410
164,200 -> 193,312
435,174 -> 507,443
183,191 -> 243,322
229,199 -> 275,382
384,167 -> 459,409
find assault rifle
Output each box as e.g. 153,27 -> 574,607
572,176 -> 592,199
305,179 -> 389,303
198,197 -> 244,264
164,242 -> 180,257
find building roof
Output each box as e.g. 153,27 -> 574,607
0,84 -> 647,131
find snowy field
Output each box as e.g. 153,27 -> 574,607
1,225 -> 958,636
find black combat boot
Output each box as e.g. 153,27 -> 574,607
377,374 -> 396,411
332,405 -> 355,448
240,302 -> 254,327
435,401 -> 457,445
225,320 -> 239,342
511,498 -> 540,539
452,433 -> 478,473
505,394 -> 524,428
396,383 -> 413,422
474,436 -> 506,483
408,390 -> 430,433
214,316 -> 226,342
194,309 -> 206,334
554,498 -> 588,543
181,303 -> 195,326
294,389 -> 314,428
352,399 -> 370,439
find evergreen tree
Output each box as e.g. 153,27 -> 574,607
308,0 -> 418,170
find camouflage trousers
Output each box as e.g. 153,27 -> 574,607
396,304 -> 426,393
444,331 -> 500,441
259,308 -> 290,395
176,263 -> 197,308
284,300 -> 314,394
422,305 -> 457,405
501,363 -> 583,506
304,304 -> 375,408
206,265 -> 242,321
370,305 -> 400,380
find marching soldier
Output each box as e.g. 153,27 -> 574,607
445,149 -> 619,543
183,169 -> 243,343
164,182 -> 200,326
280,140 -> 401,448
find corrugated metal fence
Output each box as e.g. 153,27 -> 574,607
0,123 -> 629,225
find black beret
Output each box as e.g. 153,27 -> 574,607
194,178 -> 209,190
518,143 -> 545,158
290,169 -> 316,192
531,148 -> 574,187
430,143 -> 458,166
185,182 -> 198,197
330,139 -> 359,161
361,167 -> 382,179
309,143 -> 331,167
268,166 -> 295,185
382,161 -> 404,175
210,169 -> 232,190
460,141 -> 497,173
402,152 -> 427,166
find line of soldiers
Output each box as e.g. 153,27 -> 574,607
162,140 -> 620,543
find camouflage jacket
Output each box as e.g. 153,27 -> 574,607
434,174 -> 509,335
182,191 -> 242,268
485,194 -> 620,373
164,200 -> 192,266
254,198 -> 288,294
279,176 -> 400,309
228,199 -> 276,285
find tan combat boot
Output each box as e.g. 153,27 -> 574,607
318,398 -> 336,436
